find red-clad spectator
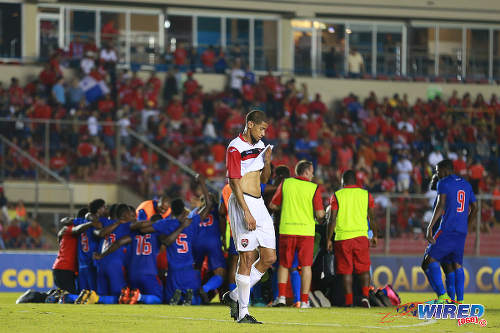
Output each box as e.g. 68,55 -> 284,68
132,87 -> 145,111
32,98 -> 52,119
77,138 -> 95,179
223,110 -> 244,140
174,44 -> 187,66
147,72 -> 162,95
187,92 -> 203,116
50,150 -> 69,178
166,96 -> 184,126
145,86 -> 159,109
183,72 -> 199,99
130,72 -> 144,89
469,160 -> 485,193
201,46 -> 216,70
101,20 -> 118,43
39,64 -> 57,87
336,144 -> 353,172
295,98 -> 309,119
305,117 -> 321,142
242,83 -> 255,103
309,93 -> 327,115
27,220 -> 43,248
316,141 -> 332,167
453,155 -> 468,177
263,70 -> 276,93
9,78 -> 24,106
381,176 -> 396,192
69,37 -> 85,59
98,94 -> 115,114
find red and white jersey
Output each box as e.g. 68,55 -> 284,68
226,134 -> 266,179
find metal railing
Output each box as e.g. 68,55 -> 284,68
0,134 -> 74,216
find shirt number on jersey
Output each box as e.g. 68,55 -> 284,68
135,234 -> 153,255
81,233 -> 89,252
199,215 -> 213,227
457,190 -> 466,213
102,233 -> 116,252
176,233 -> 188,254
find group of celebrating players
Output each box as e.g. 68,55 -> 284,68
48,109 -> 477,325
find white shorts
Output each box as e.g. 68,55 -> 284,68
228,193 -> 276,252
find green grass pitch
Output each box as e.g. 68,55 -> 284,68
1,292 -> 499,332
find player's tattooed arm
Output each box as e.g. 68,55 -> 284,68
229,178 -> 256,231
93,235 -> 131,260
260,147 -> 272,184
426,193 -> 447,244
326,208 -> 338,252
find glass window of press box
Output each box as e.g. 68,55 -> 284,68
0,3 -> 22,58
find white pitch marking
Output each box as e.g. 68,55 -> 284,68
157,315 -> 437,330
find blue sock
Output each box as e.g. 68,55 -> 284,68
98,296 -> 118,304
291,270 -> 301,303
455,267 -> 465,301
425,268 -> 439,294
140,294 -> 163,304
428,262 -> 446,297
65,294 -> 79,303
445,272 -> 456,301
229,283 -> 237,292
202,275 -> 223,293
191,295 -> 201,305
272,269 -> 278,300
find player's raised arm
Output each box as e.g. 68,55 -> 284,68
94,235 -> 131,260
71,212 -> 99,236
426,193 -> 446,244
196,174 -> 213,221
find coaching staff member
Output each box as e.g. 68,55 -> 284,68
270,160 -> 325,308
326,170 -> 377,307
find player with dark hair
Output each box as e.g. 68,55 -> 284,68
327,169 -> 377,307
93,214 -> 164,304
223,109 -> 276,324
270,160 -> 325,308
193,190 -> 227,304
423,159 -> 477,303
52,208 -> 89,295
136,193 -> 172,221
89,203 -> 133,304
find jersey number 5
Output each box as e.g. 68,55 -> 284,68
176,233 -> 188,254
457,190 -> 466,213
135,234 -> 152,255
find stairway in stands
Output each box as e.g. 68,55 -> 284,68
372,228 -> 500,256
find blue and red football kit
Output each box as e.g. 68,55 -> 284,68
193,208 -> 226,271
74,217 -> 98,292
152,214 -> 201,303
96,218 -> 131,296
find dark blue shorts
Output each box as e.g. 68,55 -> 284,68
427,231 -> 466,266
193,235 -> 226,270
78,264 -> 97,292
229,237 -> 238,256
96,260 -> 127,296
129,274 -> 163,299
164,267 -> 200,302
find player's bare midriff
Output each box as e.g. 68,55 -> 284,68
240,170 -> 261,198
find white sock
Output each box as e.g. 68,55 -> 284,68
235,273 -> 251,320
249,259 -> 264,288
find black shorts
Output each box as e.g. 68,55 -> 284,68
53,269 -> 77,293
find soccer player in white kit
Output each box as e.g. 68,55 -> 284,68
222,110 -> 276,324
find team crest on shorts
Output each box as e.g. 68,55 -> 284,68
241,239 -> 249,248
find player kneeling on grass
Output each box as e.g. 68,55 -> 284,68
92,214 -> 165,304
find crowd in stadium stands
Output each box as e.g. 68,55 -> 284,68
0,191 -> 47,250
1,46 -> 500,248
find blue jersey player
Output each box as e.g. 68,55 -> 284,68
93,203 -> 132,302
424,159 -> 477,303
94,214 -> 164,304
193,198 -> 226,304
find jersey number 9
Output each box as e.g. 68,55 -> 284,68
457,190 -> 466,213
